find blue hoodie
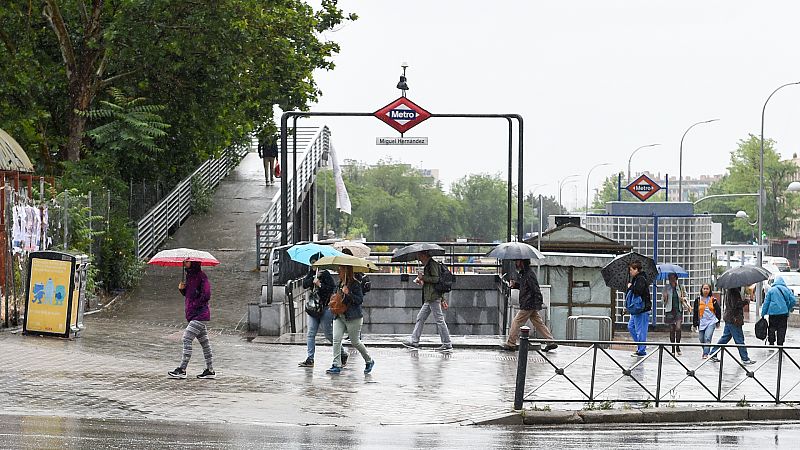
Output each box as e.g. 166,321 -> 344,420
762,277 -> 797,316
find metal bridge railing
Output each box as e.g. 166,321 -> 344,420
513,328 -> 800,409
136,145 -> 248,259
256,127 -> 329,269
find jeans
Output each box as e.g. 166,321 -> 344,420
332,316 -> 371,368
711,323 -> 750,361
306,308 -> 334,360
627,312 -> 649,355
410,300 -> 451,345
698,325 -> 716,356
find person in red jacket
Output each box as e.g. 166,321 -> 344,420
169,261 -> 215,379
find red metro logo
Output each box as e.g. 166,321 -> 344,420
626,174 -> 661,201
374,97 -> 431,134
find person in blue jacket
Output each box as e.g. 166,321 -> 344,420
762,277 -> 797,346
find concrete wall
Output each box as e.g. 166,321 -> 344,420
248,273 -> 505,336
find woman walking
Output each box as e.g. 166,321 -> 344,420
692,283 -> 720,359
627,260 -> 652,357
326,264 -> 375,375
661,273 -> 689,355
298,253 -> 348,368
169,261 -> 215,379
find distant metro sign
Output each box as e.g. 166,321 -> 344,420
626,174 -> 662,201
376,137 -> 428,145
374,97 -> 431,134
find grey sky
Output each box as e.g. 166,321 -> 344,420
298,1 -> 800,210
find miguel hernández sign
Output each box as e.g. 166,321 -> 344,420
626,174 -> 662,201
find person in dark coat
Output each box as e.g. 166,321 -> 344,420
257,134 -> 279,186
627,260 -> 651,357
500,259 -> 557,352
710,287 -> 756,365
298,253 -> 348,368
169,261 -> 215,379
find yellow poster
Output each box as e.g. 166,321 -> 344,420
26,258 -> 73,335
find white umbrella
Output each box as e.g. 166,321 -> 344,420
333,240 -> 371,258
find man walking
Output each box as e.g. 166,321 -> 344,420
710,287 -> 756,365
403,250 -> 453,352
257,133 -> 279,186
500,259 -> 557,352
762,276 -> 797,347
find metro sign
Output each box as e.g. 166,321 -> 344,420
374,97 -> 431,134
626,174 -> 661,201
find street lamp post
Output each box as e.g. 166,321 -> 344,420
758,81 -> 800,312
586,162 -> 611,214
627,144 -> 660,183
558,175 -> 579,211
528,184 -> 547,234
678,119 -> 719,202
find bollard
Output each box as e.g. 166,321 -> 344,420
513,326 -> 531,410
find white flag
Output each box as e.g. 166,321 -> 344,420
328,143 -> 351,215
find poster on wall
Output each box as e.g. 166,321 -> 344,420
23,253 -> 75,337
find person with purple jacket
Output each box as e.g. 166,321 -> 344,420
169,261 -> 215,379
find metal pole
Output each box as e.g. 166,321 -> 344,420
507,118 -> 512,242
655,344 -> 663,407
538,194 -> 543,280
776,348 -> 784,404
759,82 -> 800,314
63,190 -> 69,251
586,163 -> 610,214
513,326 -> 531,410
88,191 -> 92,260
678,119 -> 718,201
292,116 -> 299,244
627,144 -> 660,184
517,116 -> 524,241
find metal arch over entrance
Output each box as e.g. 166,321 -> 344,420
278,111 -> 525,245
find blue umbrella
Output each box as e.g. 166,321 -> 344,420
287,243 -> 343,266
656,263 -> 689,281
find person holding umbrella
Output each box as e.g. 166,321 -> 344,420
627,260 -> 652,357
709,287 -> 756,365
402,250 -> 453,352
499,258 -> 557,352
326,263 -> 374,375
661,273 -> 690,356
168,260 -> 216,379
297,252 -> 348,368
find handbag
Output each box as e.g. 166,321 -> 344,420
329,290 -> 347,315
755,317 -> 768,341
305,290 -> 323,318
625,290 -> 644,315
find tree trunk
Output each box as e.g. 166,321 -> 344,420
65,73 -> 93,162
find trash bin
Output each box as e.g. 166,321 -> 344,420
23,251 -> 90,338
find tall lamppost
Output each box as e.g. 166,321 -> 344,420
627,144 -> 660,183
678,119 -> 719,201
586,162 -> 611,214
528,184 -> 547,234
558,175 -> 579,211
758,81 -> 800,310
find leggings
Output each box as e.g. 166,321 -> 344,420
180,320 -> 213,370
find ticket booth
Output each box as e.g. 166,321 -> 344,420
23,251 -> 89,338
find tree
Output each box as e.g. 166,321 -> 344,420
522,192 -> 566,238
591,173 -> 623,211
704,135 -> 799,241
451,174 -> 509,241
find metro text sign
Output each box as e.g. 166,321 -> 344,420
626,174 -> 661,201
374,97 -> 431,134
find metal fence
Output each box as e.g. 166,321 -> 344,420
513,329 -> 800,409
136,145 -> 248,260
256,127 -> 329,269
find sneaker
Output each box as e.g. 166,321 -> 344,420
435,345 -> 453,352
743,359 -> 757,366
364,360 -> 375,374
298,358 -> 314,368
326,366 -> 341,375
702,354 -> 709,360
402,341 -> 420,349
499,343 -> 517,351
630,352 -> 645,357
341,353 -> 349,367
676,349 -> 682,356
710,355 -> 720,363
544,343 -> 559,352
197,368 -> 216,379
168,367 -> 187,379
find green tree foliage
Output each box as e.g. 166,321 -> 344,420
703,135 -> 798,242
522,193 -> 566,237
591,173 -> 623,211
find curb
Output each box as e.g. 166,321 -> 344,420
474,405 -> 800,426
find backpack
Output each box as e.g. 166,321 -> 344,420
755,317 -> 768,341
359,274 -> 371,293
304,290 -> 323,318
434,262 -> 456,294
625,290 -> 644,315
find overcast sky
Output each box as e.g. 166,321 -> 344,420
297,1 -> 800,210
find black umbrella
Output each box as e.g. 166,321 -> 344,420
716,265 -> 771,289
485,241 -> 545,260
391,243 -> 445,262
601,251 -> 657,292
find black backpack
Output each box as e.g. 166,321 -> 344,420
434,262 -> 456,294
359,274 -> 371,293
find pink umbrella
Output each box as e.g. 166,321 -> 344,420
147,248 -> 220,267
